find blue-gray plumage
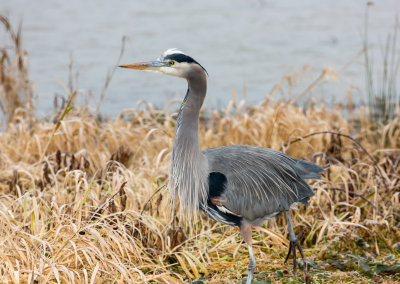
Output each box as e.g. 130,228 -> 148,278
203,146 -> 321,225
119,48 -> 323,284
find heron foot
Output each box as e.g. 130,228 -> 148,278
284,230 -> 305,274
246,259 -> 256,284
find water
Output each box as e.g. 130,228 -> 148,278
1,0 -> 399,116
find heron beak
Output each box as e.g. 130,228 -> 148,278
118,61 -> 165,70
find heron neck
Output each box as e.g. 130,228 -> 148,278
169,70 -> 209,219
173,72 -> 207,155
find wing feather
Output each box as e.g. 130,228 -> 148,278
203,145 -> 322,224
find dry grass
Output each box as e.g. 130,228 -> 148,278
0,15 -> 399,283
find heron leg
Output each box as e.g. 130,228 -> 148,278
285,211 -> 306,274
240,222 -> 255,284
167,198 -> 177,228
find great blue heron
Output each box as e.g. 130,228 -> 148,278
120,49 -> 323,283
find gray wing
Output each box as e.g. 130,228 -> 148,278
202,145 -> 322,224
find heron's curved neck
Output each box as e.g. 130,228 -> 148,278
173,71 -> 207,154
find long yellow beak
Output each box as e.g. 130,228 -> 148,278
118,61 -> 164,70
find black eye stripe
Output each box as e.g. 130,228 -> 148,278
163,53 -> 208,75
164,53 -> 196,63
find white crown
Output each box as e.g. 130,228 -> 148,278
159,48 -> 186,60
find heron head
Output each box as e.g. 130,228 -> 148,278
119,48 -> 207,78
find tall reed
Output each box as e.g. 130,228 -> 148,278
364,5 -> 400,124
0,15 -> 34,124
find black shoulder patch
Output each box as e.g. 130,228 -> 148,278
208,172 -> 227,198
201,172 -> 242,227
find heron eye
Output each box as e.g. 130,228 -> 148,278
169,61 -> 174,66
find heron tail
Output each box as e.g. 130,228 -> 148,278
294,160 -> 323,179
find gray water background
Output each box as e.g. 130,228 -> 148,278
1,0 -> 399,116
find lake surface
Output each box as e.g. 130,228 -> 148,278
1,0 -> 399,116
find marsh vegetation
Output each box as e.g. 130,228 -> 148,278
0,15 -> 399,283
